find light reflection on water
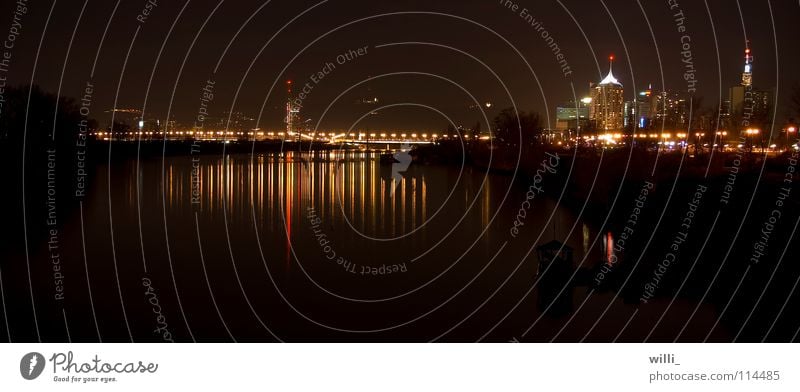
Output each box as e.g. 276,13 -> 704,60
138,150 -> 591,293
62,151 -> 728,341
133,150 -> 603,277
158,151 -> 521,247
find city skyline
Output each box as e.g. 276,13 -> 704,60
41,41 -> 793,142
2,0 -> 800,351
1,1 -> 798,132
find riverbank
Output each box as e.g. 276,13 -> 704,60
413,141 -> 797,224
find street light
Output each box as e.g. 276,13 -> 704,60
716,131 -> 728,151
693,132 -> 705,153
787,126 -> 797,150
745,128 -> 760,152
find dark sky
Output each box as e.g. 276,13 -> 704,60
2,0 -> 798,131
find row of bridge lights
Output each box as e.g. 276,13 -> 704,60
92,130 -> 265,137
90,131 -> 487,139
594,132 -> 725,141
346,133 -> 436,139
92,130 -> 746,141
277,132 -> 451,139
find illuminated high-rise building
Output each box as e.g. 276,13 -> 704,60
729,44 -> 772,135
285,80 -> 301,139
589,56 -> 625,132
742,42 -> 753,87
555,97 -> 591,132
650,90 -> 689,130
624,85 -> 654,129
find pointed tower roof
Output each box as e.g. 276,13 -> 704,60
599,55 -> 622,87
599,70 -> 622,86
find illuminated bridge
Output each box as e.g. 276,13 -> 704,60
90,129 -> 489,145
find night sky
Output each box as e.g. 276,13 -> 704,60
2,0 -> 798,131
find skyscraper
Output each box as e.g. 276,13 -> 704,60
650,91 -> 689,130
729,44 -> 772,135
285,80 -> 301,138
742,43 -> 753,87
624,85 -> 654,129
590,56 -> 625,132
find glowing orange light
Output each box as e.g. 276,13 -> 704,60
609,55 -> 615,61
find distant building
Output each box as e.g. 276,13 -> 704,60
589,57 -> 625,132
137,118 -> 162,133
729,86 -> 771,130
650,91 -> 689,130
624,85 -> 653,130
728,44 -> 772,135
221,111 -> 256,132
555,98 -> 590,132
106,108 -> 142,127
742,44 -> 753,88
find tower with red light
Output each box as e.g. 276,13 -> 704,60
589,54 -> 625,132
742,43 -> 753,87
285,80 -> 300,137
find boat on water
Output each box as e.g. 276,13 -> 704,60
380,153 -> 399,165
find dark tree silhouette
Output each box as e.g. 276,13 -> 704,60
0,84 -> 83,146
0,85 -> 91,253
492,107 -> 542,145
